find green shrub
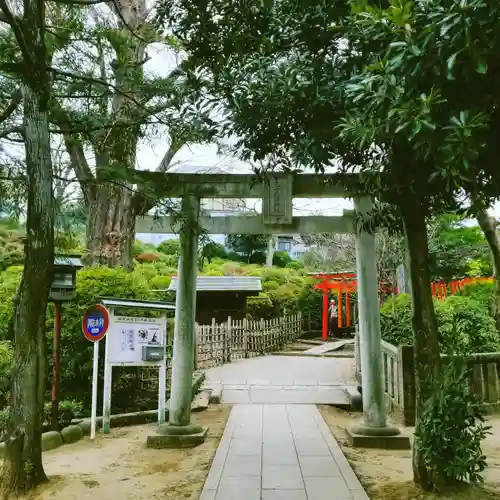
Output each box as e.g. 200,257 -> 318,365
273,250 -> 292,268
247,293 -> 275,319
43,399 -> 84,429
415,358 -> 490,490
0,266 -> 22,341
380,293 -> 500,353
380,294 -> 414,346
46,266 -> 154,413
286,260 -> 303,270
157,239 -> 180,256
226,251 -> 244,262
438,295 -> 500,353
0,341 -> 13,408
249,251 -> 266,265
460,282 -> 495,313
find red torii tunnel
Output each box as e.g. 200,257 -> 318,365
311,272 -> 394,341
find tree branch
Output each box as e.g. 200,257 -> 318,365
0,126 -> 24,140
49,0 -> 112,3
63,133 -> 95,206
0,89 -> 22,125
132,139 -> 184,215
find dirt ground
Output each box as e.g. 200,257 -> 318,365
18,405 -> 231,500
319,405 -> 500,500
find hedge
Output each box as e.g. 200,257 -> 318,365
0,257 -> 322,419
380,289 -> 500,353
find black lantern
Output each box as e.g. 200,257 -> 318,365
49,255 -> 83,302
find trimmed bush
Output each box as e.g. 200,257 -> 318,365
380,293 -> 500,353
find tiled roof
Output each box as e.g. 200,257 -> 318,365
168,276 -> 262,292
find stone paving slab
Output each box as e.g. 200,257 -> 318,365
203,355 -> 355,405
304,340 -> 355,354
200,404 -> 370,500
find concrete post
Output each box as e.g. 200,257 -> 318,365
169,195 -> 199,426
150,195 -> 208,446
266,235 -> 275,267
352,196 -> 401,440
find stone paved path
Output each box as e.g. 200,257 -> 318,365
204,355 -> 354,405
200,404 -> 370,500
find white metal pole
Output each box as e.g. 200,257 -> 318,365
90,340 -> 99,440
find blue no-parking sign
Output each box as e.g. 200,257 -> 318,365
82,304 -> 110,342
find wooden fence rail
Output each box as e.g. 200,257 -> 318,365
378,340 -> 500,426
195,313 -> 302,370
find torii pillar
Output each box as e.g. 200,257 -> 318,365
348,196 -> 409,449
147,194 -> 208,448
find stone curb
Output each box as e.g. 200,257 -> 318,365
73,371 -> 207,434
0,371 -> 207,455
272,351 -> 355,359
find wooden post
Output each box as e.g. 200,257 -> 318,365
51,301 -> 62,431
243,318 -> 249,358
322,290 -> 329,341
227,316 -> 232,362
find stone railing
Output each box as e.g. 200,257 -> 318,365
379,342 -> 500,426
381,341 -> 415,426
462,352 -> 500,413
194,313 -> 302,370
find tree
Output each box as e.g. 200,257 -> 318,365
0,0 -> 54,492
157,0 -> 500,489
47,3 -> 217,270
427,214 -> 491,281
226,234 -> 268,262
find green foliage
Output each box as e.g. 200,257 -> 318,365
273,250 -> 292,268
0,341 -> 13,408
249,251 -> 266,265
43,399 -> 83,429
46,266 -> 154,412
415,358 -> 491,490
0,225 -> 24,271
0,257 -> 319,415
380,294 -> 414,347
157,239 -> 181,257
0,266 -> 22,341
380,293 -> 500,353
226,234 -> 268,260
460,282 -> 495,312
201,242 -> 227,261
428,215 -> 491,281
133,240 -> 158,258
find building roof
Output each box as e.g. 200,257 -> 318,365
54,255 -> 84,268
99,297 -> 175,310
168,276 -> 262,292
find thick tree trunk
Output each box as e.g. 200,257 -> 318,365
476,209 -> 500,331
400,199 -> 441,491
1,82 -> 53,493
85,184 -> 135,269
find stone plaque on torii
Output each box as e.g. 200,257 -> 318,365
262,174 -> 293,225
131,170 -> 405,449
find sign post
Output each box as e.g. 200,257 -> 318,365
82,304 -> 110,440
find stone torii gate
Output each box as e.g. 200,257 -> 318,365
138,172 -> 403,447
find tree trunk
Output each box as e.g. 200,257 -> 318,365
1,82 -> 53,493
400,199 -> 441,491
85,184 -> 135,269
476,209 -> 500,331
